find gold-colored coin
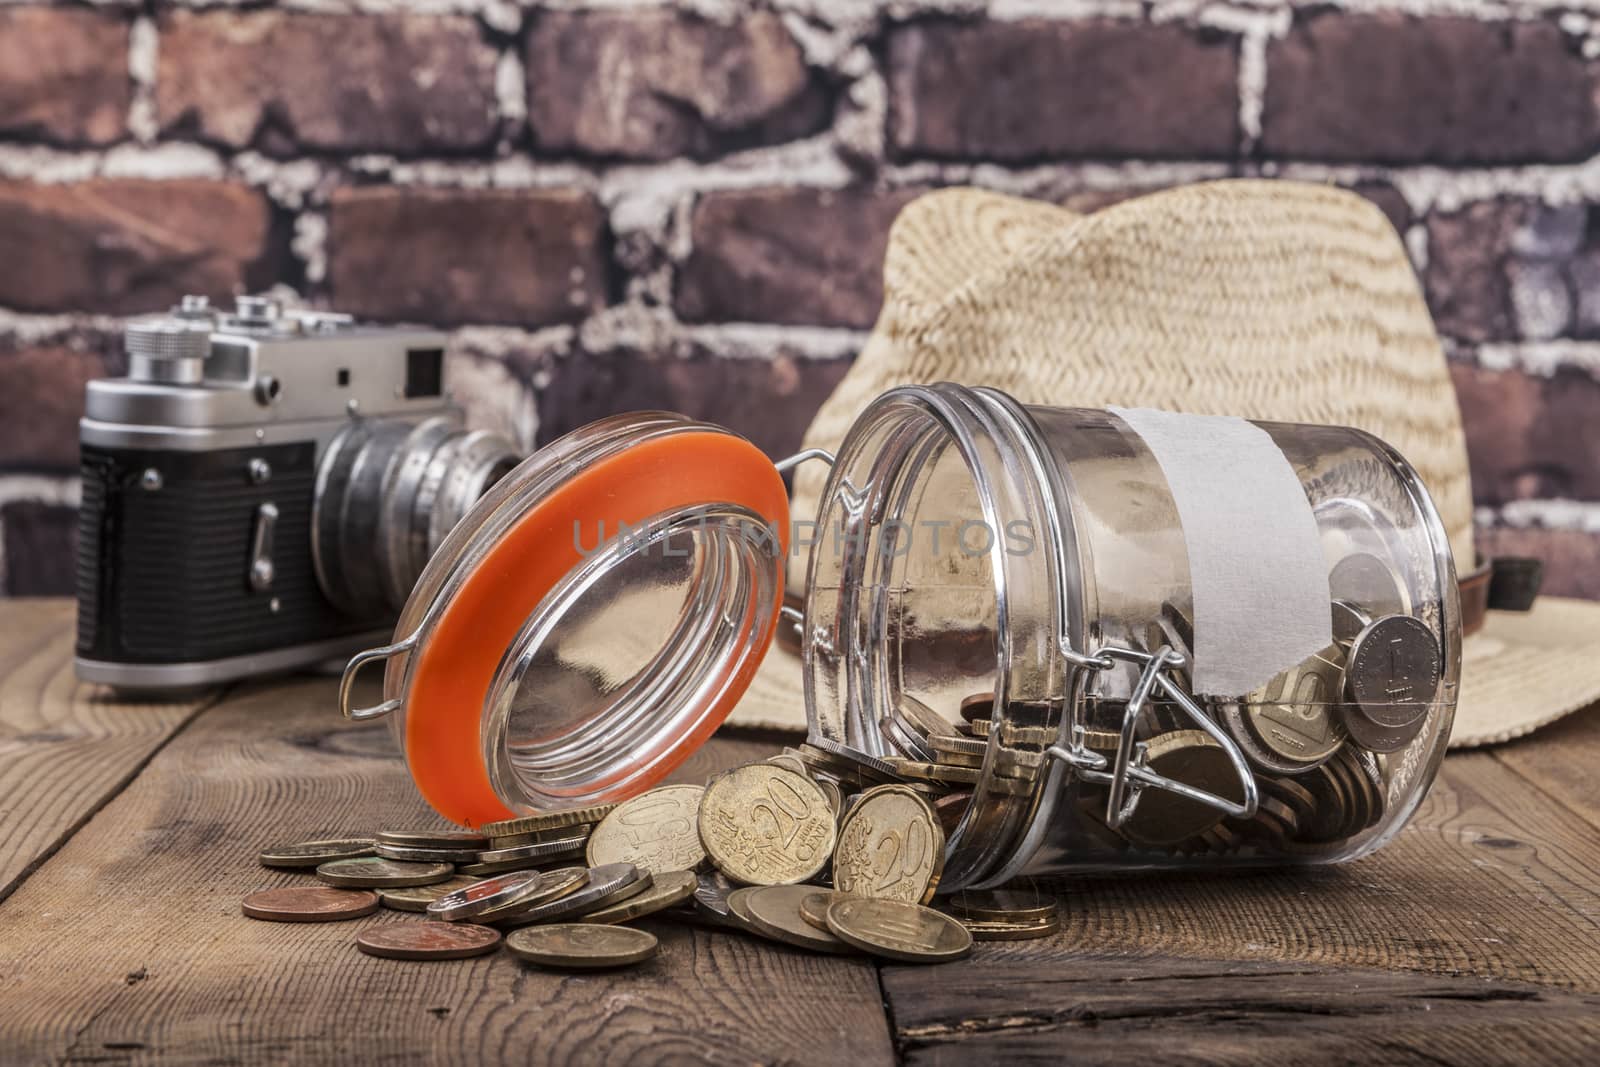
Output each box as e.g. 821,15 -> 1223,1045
1114,731 -> 1243,847
765,754 -> 809,776
825,896 -> 973,964
481,804 -> 617,839
586,785 -> 706,875
699,764 -> 836,885
740,885 -> 856,954
943,887 -> 1058,924
799,890 -> 844,931
958,912 -> 1061,941
832,785 -> 945,904
579,870 -> 697,925
505,923 -> 659,969
378,876 -> 481,913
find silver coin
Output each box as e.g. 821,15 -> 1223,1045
377,829 -> 490,851
1218,700 -> 1330,776
1338,699 -> 1426,753
1330,599 -> 1372,646
1346,615 -> 1441,728
258,838 -> 375,869
374,843 -> 483,864
316,856 -> 454,888
1329,552 -> 1408,617
475,834 -> 589,865
426,870 -> 545,922
495,863 -> 648,927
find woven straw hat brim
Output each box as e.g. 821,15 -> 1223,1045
725,180 -> 1600,747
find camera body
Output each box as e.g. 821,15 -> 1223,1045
76,295 -> 518,690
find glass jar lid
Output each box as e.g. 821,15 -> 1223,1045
339,412 -> 789,828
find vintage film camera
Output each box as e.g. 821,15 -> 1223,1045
74,295 -> 521,690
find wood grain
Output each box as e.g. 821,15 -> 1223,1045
0,599 -> 219,903
0,672 -> 895,1066
1490,705 -> 1600,831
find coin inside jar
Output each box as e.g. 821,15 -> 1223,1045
356,921 -> 501,961
505,924 -> 659,969
242,887 -> 379,923
832,784 -> 945,904
1225,645 -> 1348,773
1114,731 -> 1244,847
698,764 -> 836,885
586,785 -> 706,875
1345,614 -> 1441,727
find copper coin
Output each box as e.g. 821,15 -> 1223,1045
242,886 -> 379,923
355,921 -> 502,960
959,692 -> 995,723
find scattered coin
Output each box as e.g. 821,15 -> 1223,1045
380,877 -> 482,913
426,870 -> 545,922
690,869 -> 740,927
798,890 -> 844,932
376,829 -> 490,851
242,887 -> 379,923
958,912 -> 1061,941
258,838 -> 375,869
586,785 -> 706,875
699,764 -> 836,885
506,924 -> 659,969
473,833 -> 589,867
825,897 -> 973,964
580,870 -> 697,925
317,856 -> 455,888
375,843 -> 483,864
495,863 -> 649,928
482,804 -> 617,839
489,824 -> 596,849
356,921 -> 501,961
833,784 -> 945,904
943,887 -> 1058,925
739,886 -> 856,954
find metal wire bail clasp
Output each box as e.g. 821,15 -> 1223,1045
338,634 -> 417,721
1050,641 -> 1260,830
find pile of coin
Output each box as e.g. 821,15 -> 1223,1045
246,750 -> 1061,968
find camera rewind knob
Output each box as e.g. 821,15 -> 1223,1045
125,314 -> 213,385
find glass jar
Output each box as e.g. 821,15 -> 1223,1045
342,384 -> 1460,892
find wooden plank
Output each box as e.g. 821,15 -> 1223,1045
0,599 -> 219,903
883,746 -> 1600,1061
888,955 -> 1600,1066
1490,705 -> 1600,832
0,674 -> 896,1066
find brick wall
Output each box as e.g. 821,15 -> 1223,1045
1,0 -> 1598,600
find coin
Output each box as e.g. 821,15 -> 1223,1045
376,829 -> 490,851
578,869 -> 696,924
799,890 -> 844,931
242,887 -> 379,923
699,764 -> 836,885
932,792 -> 972,834
1232,645 -> 1349,769
766,754 -> 810,777
1115,731 -> 1242,847
475,833 -> 589,866
1339,699 -> 1425,753
495,863 -> 649,927
883,758 -> 979,786
958,913 -> 1062,941
1329,552 -> 1407,617
944,887 -> 1058,924
816,777 -> 844,817
739,886 -> 856,954
426,869 -> 545,921
959,692 -> 995,723
930,734 -> 987,760
489,825 -> 596,849
798,739 -> 900,785
586,785 -> 706,875
355,921 -> 501,961
825,896 -> 973,964
374,843 -> 483,864
473,867 -> 590,924
691,869 -> 740,927
833,784 -> 945,904
1331,599 -> 1373,645
1345,615 -> 1441,727
506,924 -> 659,969
258,838 -> 375,869
317,856 -> 455,888
482,804 -> 617,839
380,876 -> 482,913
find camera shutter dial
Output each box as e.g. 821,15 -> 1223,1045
125,315 -> 212,385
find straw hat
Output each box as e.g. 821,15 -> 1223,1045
727,179 -> 1598,748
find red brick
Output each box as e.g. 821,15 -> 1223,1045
0,8 -> 129,145
157,13 -> 498,154
1451,363 -> 1600,505
1263,15 -> 1598,164
0,341 -> 116,471
1,501 -> 77,597
676,187 -> 922,328
1426,202 -> 1529,343
537,347 -> 851,460
1476,526 -> 1600,601
887,20 -> 1238,161
327,188 -> 608,327
526,11 -> 825,160
0,181 -> 274,314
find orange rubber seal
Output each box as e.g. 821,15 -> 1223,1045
405,430 -> 789,828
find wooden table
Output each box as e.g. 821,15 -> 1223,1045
2,599 -> 1598,1065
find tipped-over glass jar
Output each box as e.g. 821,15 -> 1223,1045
342,384 -> 1460,892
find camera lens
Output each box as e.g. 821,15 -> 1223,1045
312,417 -> 521,618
